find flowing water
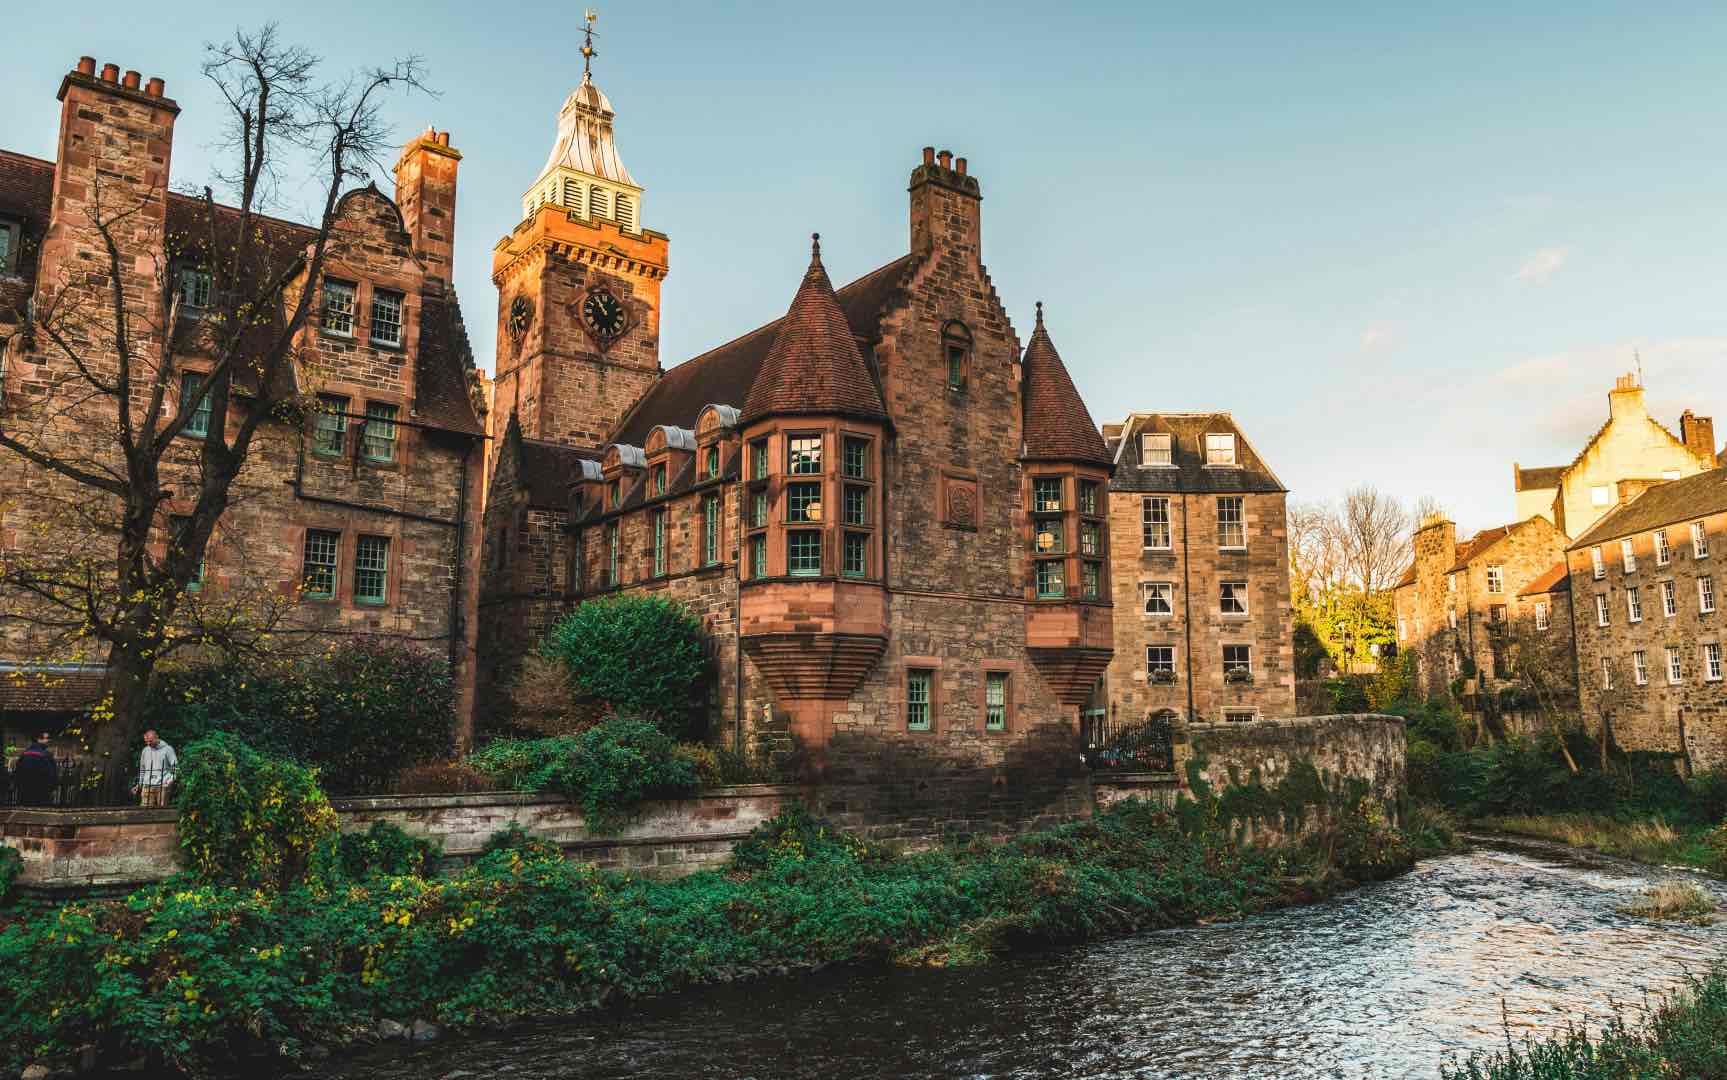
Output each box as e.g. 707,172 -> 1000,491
311,835 -> 1727,1080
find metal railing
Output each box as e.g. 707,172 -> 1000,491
1082,712 -> 1176,773
2,756 -> 175,808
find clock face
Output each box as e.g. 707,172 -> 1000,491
507,295 -> 533,341
580,288 -> 627,345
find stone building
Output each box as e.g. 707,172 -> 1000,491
1393,513 -> 1568,698
477,64 -> 1114,768
1565,469 -> 1727,770
0,57 -> 487,749
1513,375 -> 1716,540
1096,413 -> 1296,734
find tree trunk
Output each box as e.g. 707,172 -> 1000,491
1550,711 -> 1580,773
90,645 -> 153,803
1599,712 -> 1612,772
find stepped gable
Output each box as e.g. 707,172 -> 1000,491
610,252 -> 917,446
740,234 -> 890,426
1020,303 -> 1110,466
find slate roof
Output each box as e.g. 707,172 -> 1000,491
1519,561 -> 1571,597
1447,525 -> 1511,573
0,149 -> 481,436
1020,305 -> 1110,466
611,252 -> 918,447
517,435 -> 600,510
1568,468 -> 1727,550
0,664 -> 106,712
1394,564 -> 1417,590
1104,413 -> 1286,494
1514,464 -> 1565,492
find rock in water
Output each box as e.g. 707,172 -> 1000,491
377,1019 -> 410,1041
411,1020 -> 442,1043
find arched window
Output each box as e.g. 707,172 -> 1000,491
940,321 -> 972,392
615,193 -> 636,230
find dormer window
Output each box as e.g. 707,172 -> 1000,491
705,445 -> 721,480
608,480 -> 620,509
942,321 -> 972,392
1205,433 -> 1237,466
1141,433 -> 1172,466
652,463 -> 666,496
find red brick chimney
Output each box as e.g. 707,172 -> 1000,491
909,146 -> 981,263
1680,410 -> 1715,465
394,127 -> 462,293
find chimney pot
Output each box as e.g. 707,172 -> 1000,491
77,57 -> 96,76
100,63 -> 119,83
922,146 -> 935,166
437,131 -> 450,146
122,70 -> 141,90
937,150 -> 953,170
956,157 -> 968,175
145,77 -> 164,97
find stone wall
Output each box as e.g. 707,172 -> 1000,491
1182,713 -> 1407,807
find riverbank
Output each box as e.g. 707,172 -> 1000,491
0,797 -> 1428,1077
1478,812 -> 1726,874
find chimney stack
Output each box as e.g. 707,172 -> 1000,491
145,77 -> 165,97
1680,410 -> 1716,465
937,149 -> 953,170
394,128 -> 462,292
100,63 -> 118,83
908,146 -> 981,260
77,56 -> 95,75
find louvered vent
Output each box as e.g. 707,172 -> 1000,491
615,193 -> 635,230
562,178 -> 581,212
589,185 -> 611,219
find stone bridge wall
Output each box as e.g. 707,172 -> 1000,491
1182,712 -> 1408,806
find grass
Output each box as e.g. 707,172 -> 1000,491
1479,813 -> 1723,873
1617,882 -> 1717,925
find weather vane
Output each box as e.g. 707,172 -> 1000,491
582,10 -> 599,77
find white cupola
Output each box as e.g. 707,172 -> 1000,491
521,68 -> 644,231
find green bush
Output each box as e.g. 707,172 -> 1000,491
0,845 -> 19,905
145,638 -> 457,794
467,715 -> 699,832
326,822 -> 441,881
175,734 -> 339,888
541,596 -> 707,736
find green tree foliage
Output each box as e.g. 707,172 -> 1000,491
0,846 -> 20,906
174,734 -> 339,888
466,716 -> 699,832
541,596 -> 707,735
145,638 -> 457,793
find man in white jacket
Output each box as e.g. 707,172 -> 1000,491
134,730 -> 178,808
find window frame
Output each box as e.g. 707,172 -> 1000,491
1668,646 -> 1683,684
1693,522 -> 1710,560
1146,645 -> 1176,676
1204,432 -> 1237,467
1621,538 -> 1637,573
321,278 -> 357,337
1662,580 -> 1679,618
1633,650 -> 1648,686
906,668 -> 934,732
1705,642 -> 1723,683
1656,530 -> 1672,566
652,511 -> 667,577
1222,644 -> 1253,675
842,436 -> 871,480
312,394 -> 350,456
984,671 -> 1009,732
369,287 -> 405,348
1220,580 -> 1249,616
301,528 -> 341,600
1591,547 -> 1605,579
787,529 -> 822,577
787,434 -> 823,476
180,371 -> 212,438
1627,586 -> 1642,623
1142,581 -> 1174,617
1534,600 -> 1550,630
175,265 -> 212,315
1034,558 -> 1065,599
941,321 -> 972,393
1216,496 -> 1246,550
1595,594 -> 1610,627
353,534 -> 391,605
1140,432 -> 1173,467
1486,566 -> 1504,594
0,217 -> 20,275
362,401 -> 400,463
1700,575 -> 1717,615
842,531 -> 869,579
702,493 -> 721,567
786,481 -> 823,524
1142,496 -> 1172,550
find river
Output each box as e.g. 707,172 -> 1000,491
310,834 -> 1727,1080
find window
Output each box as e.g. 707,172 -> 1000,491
370,289 -> 404,347
1627,586 -> 1642,623
1398,617 -> 1407,640
652,512 -> 667,576
843,485 -> 869,526
1535,601 -> 1550,630
1078,480 -> 1100,517
302,529 -> 340,599
1033,518 -> 1064,554
788,530 -> 821,576
843,438 -> 869,479
180,372 -> 211,437
788,435 -> 822,475
1448,574 -> 1457,594
322,279 -> 356,336
1035,560 -> 1065,598
1141,433 -> 1172,466
175,266 -> 212,312
942,322 -> 971,392
608,480 -> 620,510
607,524 -> 619,587
985,672 -> 1008,731
1668,646 -> 1683,684
0,219 -> 17,274
1142,497 -> 1171,549
907,669 -> 933,731
363,402 -> 399,462
1701,576 -> 1717,614
1591,485 -> 1611,507
354,535 -> 389,604
1486,566 -> 1504,594
1080,521 -> 1102,556
1656,530 -> 1671,565
787,482 -> 822,523
1223,710 -> 1257,723
1217,497 -> 1245,549
751,438 -> 770,481
1220,581 -> 1248,615
1033,477 -> 1064,513
652,464 -> 666,496
1491,604 -> 1507,624
1595,594 -> 1610,627
1601,656 -> 1613,690
1663,580 -> 1679,617
1223,645 -> 1252,675
703,494 -> 720,567
1705,643 -> 1723,682
1621,539 -> 1637,573
705,445 -> 721,480
749,490 -> 768,530
1694,522 -> 1711,560
1633,651 -> 1649,685
1448,608 -> 1458,631
843,532 -> 868,578
1142,582 -> 1173,616
1205,433 -> 1237,466
746,534 -> 767,578
313,394 -> 349,455
1146,646 -> 1175,676
1591,547 -> 1605,579
1082,561 -> 1101,599
169,515 -> 204,590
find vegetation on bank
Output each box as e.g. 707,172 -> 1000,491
1442,964 -> 1727,1080
0,736 -> 1425,1076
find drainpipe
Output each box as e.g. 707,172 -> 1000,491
1181,492 -> 1196,725
734,473 -> 744,757
449,439 -> 470,673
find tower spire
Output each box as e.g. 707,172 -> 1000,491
582,9 -> 599,77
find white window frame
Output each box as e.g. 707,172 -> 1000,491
1694,522 -> 1710,560
1146,645 -> 1176,676
1662,579 -> 1678,618
1142,581 -> 1174,617
1700,575 -> 1717,614
1601,655 -> 1613,689
1656,529 -> 1671,566
1448,608 -> 1458,631
1591,484 -> 1611,507
1204,433 -> 1237,466
1222,709 -> 1258,723
370,288 -> 404,348
1220,581 -> 1249,616
1216,497 -> 1245,550
1591,547 -> 1605,579
1627,586 -> 1642,623
1535,601 -> 1550,630
175,266 -> 212,313
1705,642 -> 1723,683
1140,433 -> 1173,467
1141,496 -> 1172,550
1223,644 -> 1252,675
1633,650 -> 1648,685
1667,646 -> 1683,685
1486,565 -> 1504,594
1621,538 -> 1637,573
1595,594 -> 1609,627
322,279 -> 356,337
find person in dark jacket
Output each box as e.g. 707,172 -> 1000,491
11,733 -> 58,807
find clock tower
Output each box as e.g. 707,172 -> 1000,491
492,17 -> 667,451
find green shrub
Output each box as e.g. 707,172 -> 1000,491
541,595 -> 707,736
145,638 -> 457,794
1323,676 -> 1371,713
175,734 -> 339,888
326,822 -> 441,880
0,845 -> 19,905
467,715 -> 699,832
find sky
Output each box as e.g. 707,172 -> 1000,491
10,1 -> 1727,535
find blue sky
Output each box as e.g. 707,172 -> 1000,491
11,1 -> 1726,534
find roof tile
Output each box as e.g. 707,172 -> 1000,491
1021,305 -> 1109,466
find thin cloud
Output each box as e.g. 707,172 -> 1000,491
1360,324 -> 1393,351
1514,247 -> 1569,284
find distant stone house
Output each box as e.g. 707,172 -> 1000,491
1097,413 -> 1295,733
1565,469 -> 1727,770
0,57 -> 487,751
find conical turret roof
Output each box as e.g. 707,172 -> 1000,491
1022,304 -> 1110,465
741,235 -> 889,424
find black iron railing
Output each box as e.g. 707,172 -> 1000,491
1082,712 -> 1175,773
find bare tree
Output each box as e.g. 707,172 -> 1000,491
1491,617 -> 1580,772
1335,485 -> 1414,595
0,26 -> 428,784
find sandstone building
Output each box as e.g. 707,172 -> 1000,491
1565,468 -> 1727,770
0,58 -> 487,749
477,66 -> 1115,766
1096,413 -> 1295,736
